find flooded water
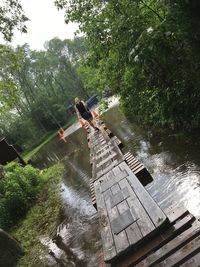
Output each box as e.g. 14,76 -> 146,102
32,104 -> 200,266
103,107 -> 200,217
33,127 -> 102,266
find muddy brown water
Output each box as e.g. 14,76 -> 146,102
32,105 -> 200,266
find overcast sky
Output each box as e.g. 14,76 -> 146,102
10,0 -> 79,50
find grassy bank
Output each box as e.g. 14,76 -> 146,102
23,116 -> 76,162
11,163 -> 65,267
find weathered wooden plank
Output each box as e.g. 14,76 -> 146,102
96,153 -> 117,168
127,196 -> 155,237
111,136 -> 122,147
95,142 -> 109,150
95,162 -> 164,263
91,143 -> 107,152
94,149 -> 111,159
101,159 -> 113,170
112,165 -> 128,183
93,143 -> 109,153
134,166 -> 146,174
105,189 -> 129,255
94,182 -> 116,262
124,152 -> 132,158
125,156 -> 133,161
100,128 -> 111,142
159,235 -> 200,267
110,187 -> 130,208
91,147 -> 104,156
100,174 -> 116,193
117,199 -> 142,246
119,162 -> 167,228
127,158 -> 138,165
180,251 -> 200,266
111,209 -> 136,235
90,126 -> 177,265
92,138 -> 125,180
122,187 -> 130,199
96,162 -> 118,180
137,221 -> 200,267
111,183 -> 120,195
111,190 -> 125,208
118,177 -> 156,237
115,214 -> 194,267
129,162 -> 142,169
131,164 -> 144,173
165,206 -> 189,224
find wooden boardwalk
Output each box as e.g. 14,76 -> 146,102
86,121 -> 200,266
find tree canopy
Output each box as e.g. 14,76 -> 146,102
1,0 -> 200,153
55,0 -> 200,130
0,0 -> 28,41
0,37 -> 89,150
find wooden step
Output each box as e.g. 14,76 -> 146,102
180,251 -> 200,266
127,158 -> 138,165
136,221 -> 200,266
115,207 -> 196,267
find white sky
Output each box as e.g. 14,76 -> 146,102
5,0 -> 79,50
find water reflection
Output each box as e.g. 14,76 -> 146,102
32,129 -> 88,169
103,107 -> 200,217
32,105 -> 200,266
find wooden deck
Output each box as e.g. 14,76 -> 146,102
124,152 -> 153,186
94,162 -> 167,263
86,121 -> 200,266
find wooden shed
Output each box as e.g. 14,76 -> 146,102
0,138 -> 26,166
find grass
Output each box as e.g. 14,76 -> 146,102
23,116 -> 76,161
11,163 -> 65,267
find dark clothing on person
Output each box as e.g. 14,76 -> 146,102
75,101 -> 93,120
75,101 -> 86,114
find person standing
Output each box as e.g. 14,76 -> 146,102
74,97 -> 99,131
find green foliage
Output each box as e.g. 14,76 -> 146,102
0,38 -> 88,150
0,45 -> 24,113
77,63 -> 105,94
55,0 -> 200,130
11,163 -> 64,267
0,163 -> 42,229
99,99 -> 109,115
0,0 -> 28,41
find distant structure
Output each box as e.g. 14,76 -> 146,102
0,138 -> 26,166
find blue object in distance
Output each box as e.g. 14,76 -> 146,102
86,94 -> 99,109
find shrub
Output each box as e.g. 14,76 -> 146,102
0,163 -> 42,229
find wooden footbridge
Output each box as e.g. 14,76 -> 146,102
85,119 -> 200,267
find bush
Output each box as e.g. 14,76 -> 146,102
0,163 -> 42,230
99,99 -> 109,115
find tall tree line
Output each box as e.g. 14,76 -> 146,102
0,37 -> 88,150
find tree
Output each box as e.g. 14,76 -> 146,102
0,0 -> 28,113
0,44 -> 23,113
0,0 -> 28,41
0,37 -> 92,150
55,0 -> 200,130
